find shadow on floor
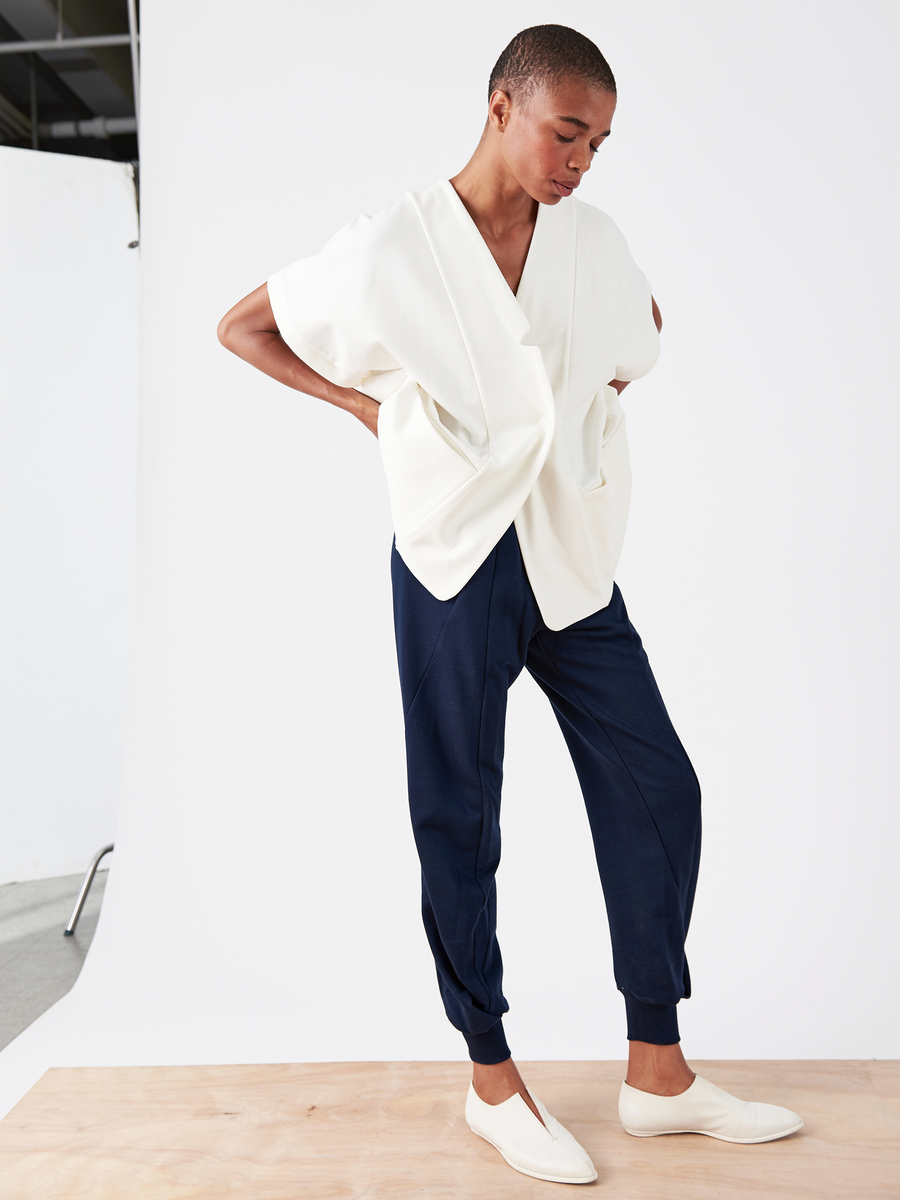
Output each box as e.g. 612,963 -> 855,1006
0,870 -> 107,1051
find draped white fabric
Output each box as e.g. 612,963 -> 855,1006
267,180 -> 660,628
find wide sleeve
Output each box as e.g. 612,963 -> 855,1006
266,211 -> 402,390
609,222 -> 661,382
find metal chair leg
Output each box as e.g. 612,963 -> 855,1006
64,843 -> 114,936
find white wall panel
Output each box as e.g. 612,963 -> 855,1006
0,146 -> 138,884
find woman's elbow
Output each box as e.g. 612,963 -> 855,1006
217,312 -> 239,350
218,284 -> 276,351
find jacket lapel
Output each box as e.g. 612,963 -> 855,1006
515,191 -> 577,410
408,180 -> 562,436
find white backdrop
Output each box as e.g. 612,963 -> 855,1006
0,147 -> 138,885
1,0 -> 898,1118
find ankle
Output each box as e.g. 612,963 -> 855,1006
625,1068 -> 695,1096
472,1058 -> 546,1126
625,1041 -> 695,1096
472,1057 -> 518,1103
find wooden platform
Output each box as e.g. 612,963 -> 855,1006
0,1060 -> 897,1198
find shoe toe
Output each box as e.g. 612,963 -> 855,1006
466,1085 -> 597,1183
744,1101 -> 804,1141
533,1095 -> 597,1173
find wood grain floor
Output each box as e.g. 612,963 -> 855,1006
0,1060 -> 896,1198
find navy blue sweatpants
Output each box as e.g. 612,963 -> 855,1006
391,525 -> 702,1064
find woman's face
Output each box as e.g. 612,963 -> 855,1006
494,77 -> 617,204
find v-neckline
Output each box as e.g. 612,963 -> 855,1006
441,179 -> 543,303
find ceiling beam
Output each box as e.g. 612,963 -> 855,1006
41,0 -> 134,101
0,13 -> 95,121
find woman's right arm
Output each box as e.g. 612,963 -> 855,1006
217,283 -> 380,437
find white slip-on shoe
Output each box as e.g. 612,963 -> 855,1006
619,1074 -> 804,1144
465,1083 -> 598,1183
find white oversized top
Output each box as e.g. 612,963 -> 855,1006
267,178 -> 660,630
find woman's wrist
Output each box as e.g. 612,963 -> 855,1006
331,385 -> 379,435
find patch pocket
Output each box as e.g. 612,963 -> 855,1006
581,411 -> 627,495
377,378 -> 483,533
580,415 -> 632,576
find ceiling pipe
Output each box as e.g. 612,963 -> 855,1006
38,115 -> 136,139
0,33 -> 135,54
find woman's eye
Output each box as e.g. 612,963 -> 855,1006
557,133 -> 601,153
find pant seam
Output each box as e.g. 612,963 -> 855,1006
472,548 -> 502,1010
401,601 -> 457,719
530,627 -> 684,895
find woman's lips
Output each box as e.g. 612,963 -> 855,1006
552,179 -> 578,197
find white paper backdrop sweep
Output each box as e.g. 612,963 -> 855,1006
1,0 -> 897,1119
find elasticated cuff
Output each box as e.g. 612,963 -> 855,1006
463,1020 -> 511,1065
623,994 -> 680,1045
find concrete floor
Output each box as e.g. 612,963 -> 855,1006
0,869 -> 107,1051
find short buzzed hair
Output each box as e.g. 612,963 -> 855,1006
488,24 -> 616,108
